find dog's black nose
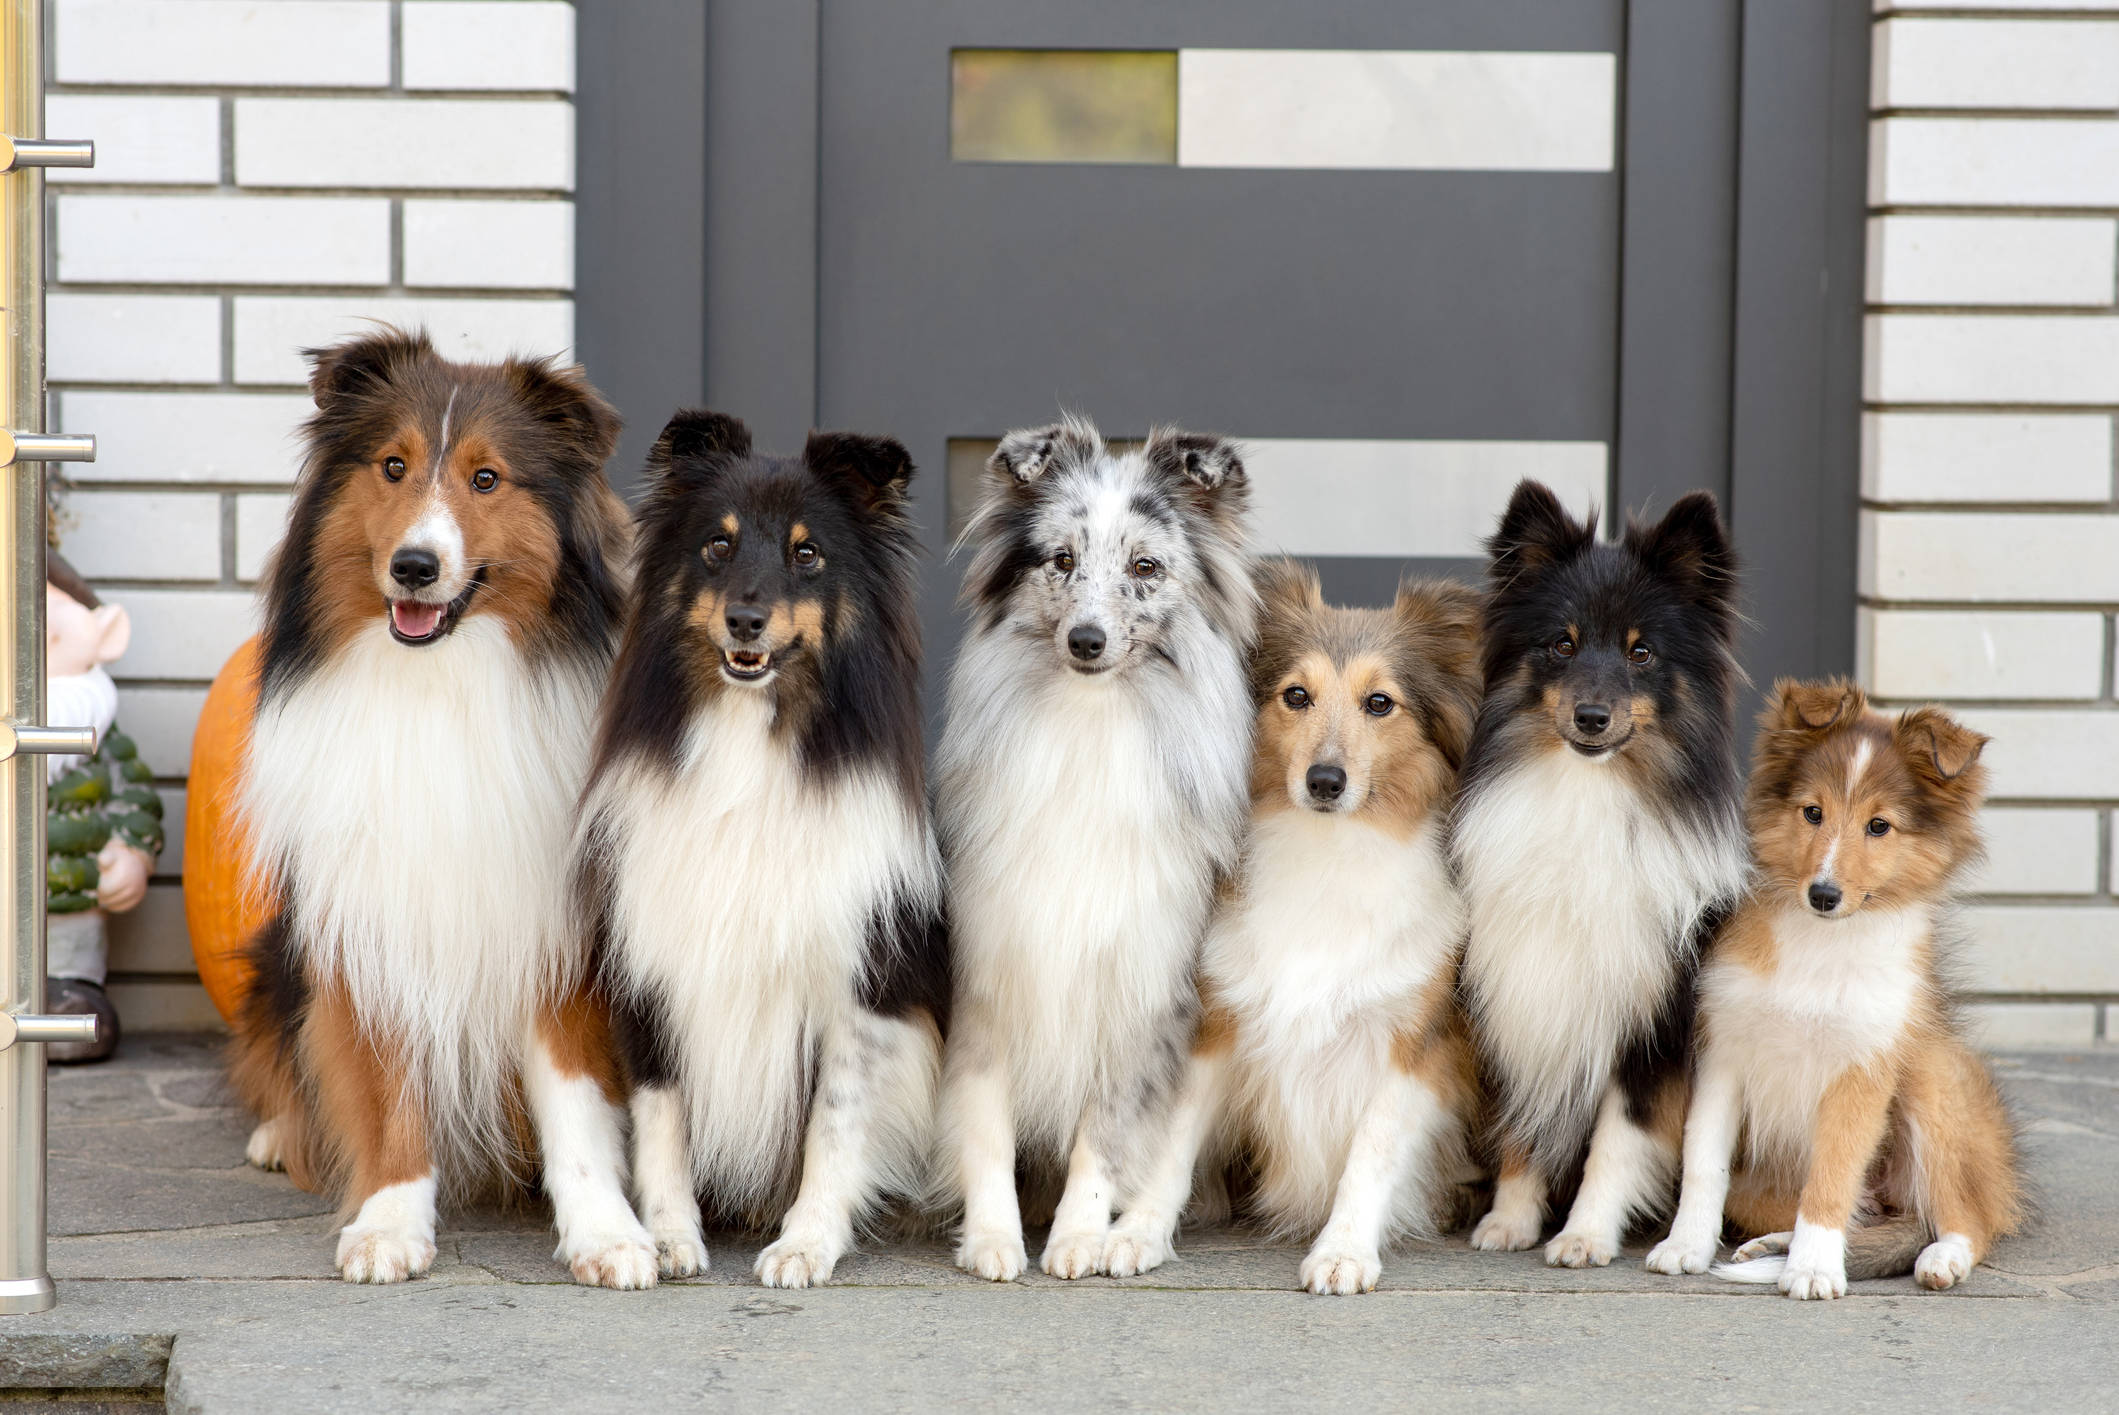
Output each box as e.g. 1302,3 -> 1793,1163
1306,764 -> 1347,802
389,547 -> 440,589
1808,881 -> 1842,913
1068,624 -> 1105,661
726,604 -> 768,643
1573,702 -> 1612,736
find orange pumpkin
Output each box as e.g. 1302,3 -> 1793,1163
184,636 -> 271,1023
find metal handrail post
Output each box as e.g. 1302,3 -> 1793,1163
2,0 -> 99,1316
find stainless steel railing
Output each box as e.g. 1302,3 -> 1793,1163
2,0 -> 99,1317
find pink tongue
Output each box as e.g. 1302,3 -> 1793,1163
392,601 -> 443,638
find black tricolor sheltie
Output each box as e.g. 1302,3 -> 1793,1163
1452,480 -> 1748,1268
575,410 -> 948,1288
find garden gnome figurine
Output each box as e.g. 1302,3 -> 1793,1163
43,554 -> 164,1063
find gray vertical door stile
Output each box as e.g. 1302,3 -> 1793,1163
575,0 -> 1867,712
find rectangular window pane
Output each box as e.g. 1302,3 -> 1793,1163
951,50 -> 1177,165
1178,50 -> 1616,172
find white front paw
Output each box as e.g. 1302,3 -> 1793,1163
1102,1223 -> 1172,1278
1915,1236 -> 1973,1291
1040,1228 -> 1106,1280
1470,1207 -> 1541,1252
652,1228 -> 710,1279
1780,1261 -> 1846,1300
560,1227 -> 658,1290
956,1227 -> 1026,1282
336,1226 -> 435,1284
1544,1229 -> 1617,1269
245,1118 -> 284,1171
1644,1231 -> 1717,1276
1300,1243 -> 1381,1295
755,1232 -> 842,1289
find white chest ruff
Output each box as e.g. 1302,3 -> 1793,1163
1705,905 -> 1925,1172
241,621 -> 599,1161
1208,813 -> 1462,1232
591,693 -> 933,1204
1454,750 -> 1745,1155
939,646 -> 1250,1151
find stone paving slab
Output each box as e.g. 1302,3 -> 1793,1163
1,1037 -> 2113,1412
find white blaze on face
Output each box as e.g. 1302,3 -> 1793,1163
1817,738 -> 1874,886
399,386 -> 467,596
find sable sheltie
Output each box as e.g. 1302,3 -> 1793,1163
937,417 -> 1257,1282
229,328 -> 655,1287
1104,563 -> 1486,1293
1455,480 -> 1750,1267
1645,680 -> 2024,1297
575,411 -> 948,1289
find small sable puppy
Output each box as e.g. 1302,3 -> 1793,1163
937,416 -> 1257,1282
1103,563 -> 1486,1294
1455,481 -> 1750,1268
230,328 -> 654,1286
577,411 -> 948,1289
1646,680 -> 2024,1298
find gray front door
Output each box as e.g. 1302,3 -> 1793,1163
577,0 -> 1867,702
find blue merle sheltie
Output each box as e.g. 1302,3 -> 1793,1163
937,416 -> 1257,1282
1454,480 -> 1749,1267
574,411 -> 948,1289
228,328 -> 658,1287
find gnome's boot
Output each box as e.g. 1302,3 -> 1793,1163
45,977 -> 119,1064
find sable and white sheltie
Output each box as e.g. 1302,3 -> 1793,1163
937,417 -> 1257,1281
230,328 -> 657,1286
1104,563 -> 1486,1293
575,411 -> 948,1289
1646,679 -> 2024,1298
1455,480 -> 1750,1268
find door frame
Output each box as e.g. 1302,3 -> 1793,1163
575,0 -> 1867,691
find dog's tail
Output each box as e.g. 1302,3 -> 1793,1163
1713,1213 -> 1928,1283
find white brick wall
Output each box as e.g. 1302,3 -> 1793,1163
43,0 -> 578,1025
1869,7 -> 2119,1046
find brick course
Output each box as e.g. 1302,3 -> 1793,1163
1868,5 -> 2119,1043
42,0 -> 578,1017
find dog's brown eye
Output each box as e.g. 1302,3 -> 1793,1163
706,535 -> 733,562
1053,550 -> 1074,574
1132,556 -> 1160,579
1628,642 -> 1653,666
1803,804 -> 1823,825
1867,818 -> 1891,837
471,468 -> 498,493
1282,685 -> 1310,710
1364,693 -> 1393,717
383,456 -> 406,482
792,543 -> 819,568
1552,634 -> 1576,660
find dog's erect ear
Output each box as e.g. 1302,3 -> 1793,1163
1768,677 -> 1865,734
1246,557 -> 1319,703
1486,480 -> 1594,584
647,410 -> 752,477
805,431 -> 916,513
1145,429 -> 1249,538
1396,577 -> 1484,659
1254,557 -> 1322,626
304,327 -> 434,412
505,357 -> 621,471
1896,706 -> 1988,784
1144,429 -> 1246,495
989,420 -> 1100,486
1394,577 -> 1486,765
1630,491 -> 1735,607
